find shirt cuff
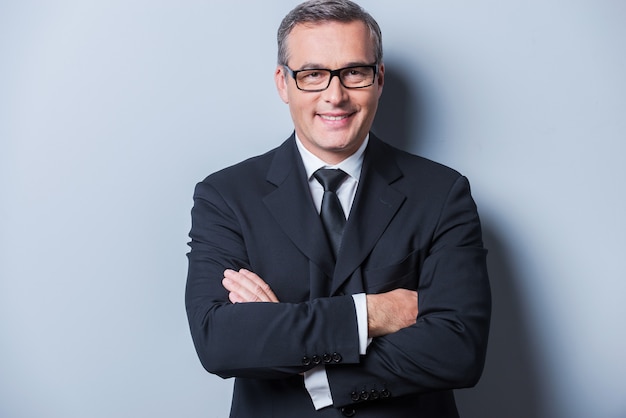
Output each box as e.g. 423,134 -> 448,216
303,366 -> 333,410
352,293 -> 371,355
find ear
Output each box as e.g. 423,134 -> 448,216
275,66 -> 289,104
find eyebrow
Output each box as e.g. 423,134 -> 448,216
294,61 -> 376,71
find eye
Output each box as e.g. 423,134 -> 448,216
347,69 -> 366,76
301,71 -> 323,80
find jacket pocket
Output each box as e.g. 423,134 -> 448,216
362,249 -> 421,293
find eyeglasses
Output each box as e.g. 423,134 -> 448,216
283,63 -> 379,92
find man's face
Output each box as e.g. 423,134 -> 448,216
275,20 -> 384,165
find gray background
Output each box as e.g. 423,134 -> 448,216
1,1 -> 624,417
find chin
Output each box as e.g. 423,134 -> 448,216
325,142 -> 353,152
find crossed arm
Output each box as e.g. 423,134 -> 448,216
187,175 -> 491,406
223,268 -> 418,338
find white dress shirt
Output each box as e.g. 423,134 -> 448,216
295,135 -> 370,410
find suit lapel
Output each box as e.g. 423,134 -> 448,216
262,135 -> 406,296
262,136 -> 336,280
331,136 -> 406,295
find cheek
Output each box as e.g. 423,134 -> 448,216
364,96 -> 380,116
289,96 -> 316,116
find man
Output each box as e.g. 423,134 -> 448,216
185,1 -> 491,416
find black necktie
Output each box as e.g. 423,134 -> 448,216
313,168 -> 348,258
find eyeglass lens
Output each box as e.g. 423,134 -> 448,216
295,66 -> 376,91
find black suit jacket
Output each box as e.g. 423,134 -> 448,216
186,134 -> 491,417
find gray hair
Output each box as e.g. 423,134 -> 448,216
277,0 -> 383,66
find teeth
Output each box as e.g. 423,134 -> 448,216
320,115 -> 348,121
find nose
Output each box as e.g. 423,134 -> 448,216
321,74 -> 348,104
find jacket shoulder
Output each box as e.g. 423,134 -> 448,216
372,138 -> 463,185
202,147 -> 277,185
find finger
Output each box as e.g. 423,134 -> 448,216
222,276 -> 258,303
227,291 -> 245,304
227,269 -> 277,302
238,269 -> 279,302
223,270 -> 278,303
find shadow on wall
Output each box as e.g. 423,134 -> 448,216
371,65 -> 423,151
455,224 -> 548,418
372,66 -> 548,418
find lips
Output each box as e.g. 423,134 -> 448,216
318,112 -> 354,121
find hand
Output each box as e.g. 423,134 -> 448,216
366,289 -> 418,338
222,269 -> 279,304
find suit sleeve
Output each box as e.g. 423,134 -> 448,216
326,175 -> 491,407
185,180 -> 362,379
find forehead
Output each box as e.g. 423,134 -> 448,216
285,20 -> 375,68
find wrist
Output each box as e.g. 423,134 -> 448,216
366,294 -> 380,338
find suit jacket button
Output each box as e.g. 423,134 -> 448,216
381,389 -> 391,398
322,353 -> 332,364
301,356 -> 311,366
341,407 -> 356,417
360,390 -> 370,401
332,352 -> 342,363
312,355 -> 321,365
351,391 -> 360,402
369,389 -> 380,400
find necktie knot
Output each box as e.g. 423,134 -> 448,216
313,168 -> 347,193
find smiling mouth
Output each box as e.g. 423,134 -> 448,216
319,114 -> 351,121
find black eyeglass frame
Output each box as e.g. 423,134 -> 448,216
283,63 -> 379,92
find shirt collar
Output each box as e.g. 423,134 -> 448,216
295,134 -> 369,182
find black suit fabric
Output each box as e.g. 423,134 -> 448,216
186,134 -> 491,417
